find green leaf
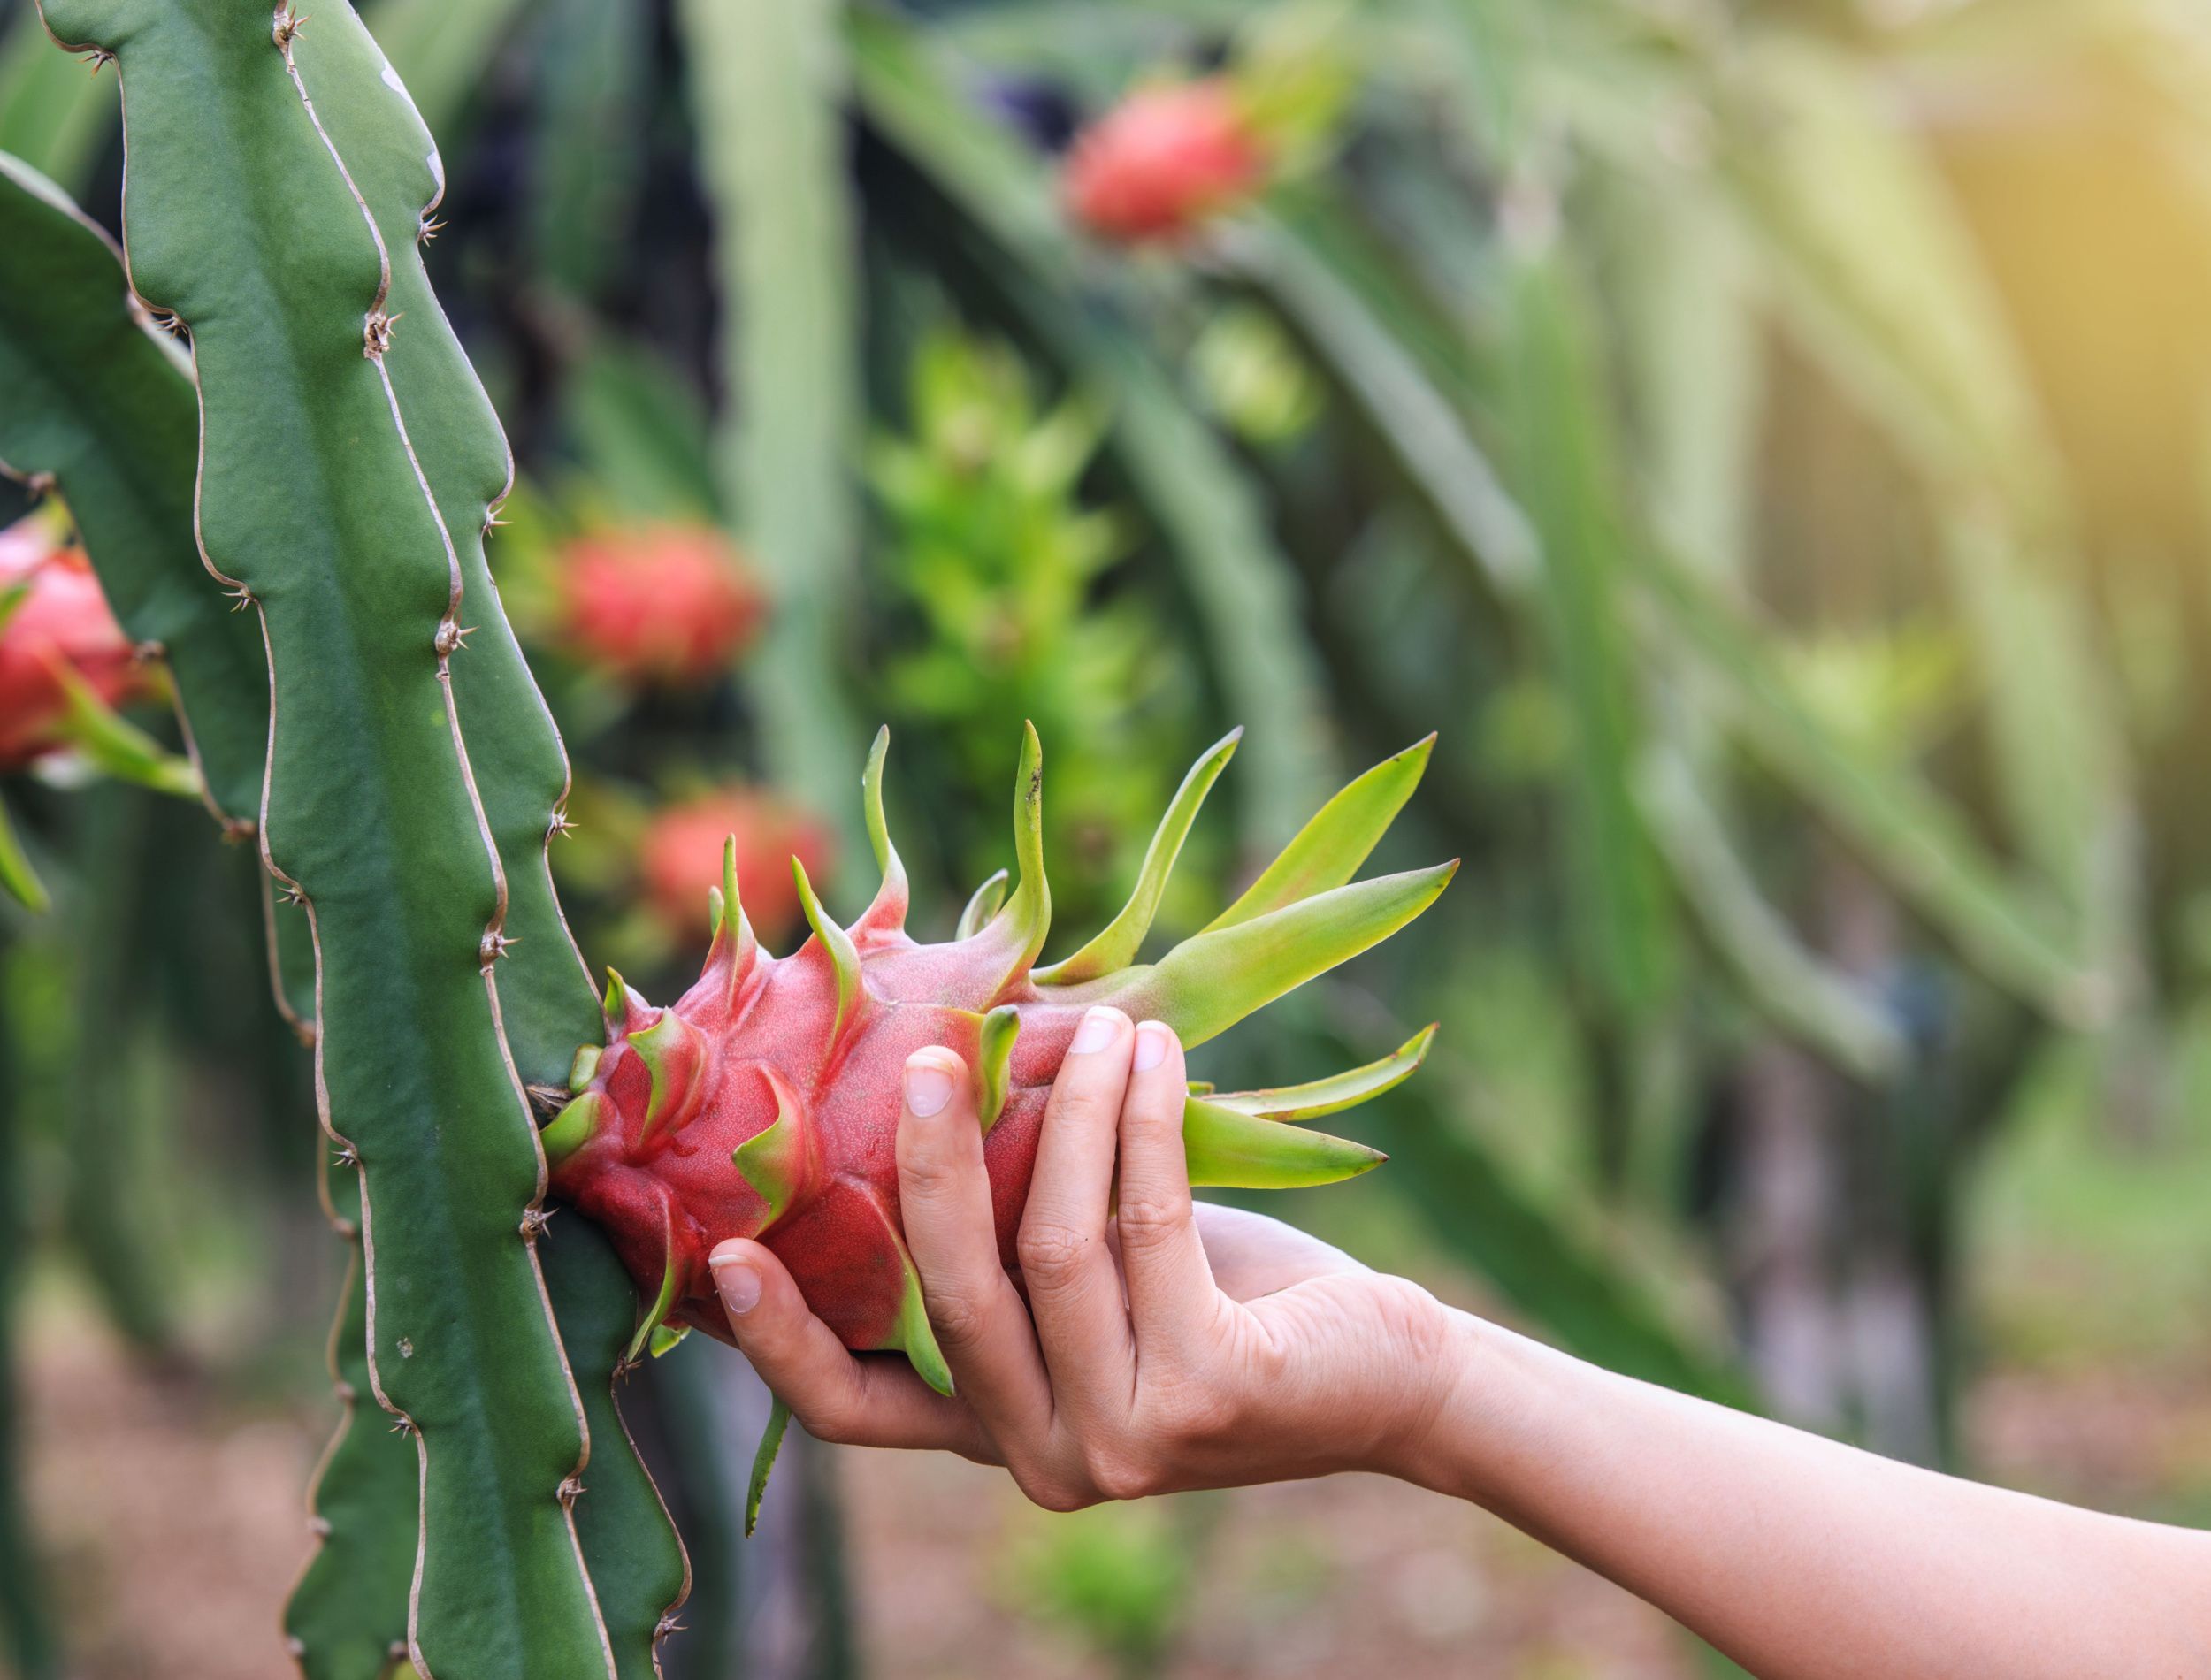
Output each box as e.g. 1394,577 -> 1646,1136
1243,189 -> 2104,1029
46,659 -> 201,799
1637,749 -> 1908,1083
792,856 -> 862,1042
1205,1024 -> 1436,1120
679,0 -> 865,859
975,720 -> 1051,982
0,798 -> 44,917
524,0 -> 648,302
1182,1096 -> 1385,1189
1077,862 -> 1457,1049
1037,728 -> 1240,985
745,1398 -> 792,1539
1493,241 -> 1678,1019
0,152 -> 268,829
975,1003 -> 1020,1133
955,867 -> 1008,940
1638,546 -> 2106,1025
1204,734 -> 1434,934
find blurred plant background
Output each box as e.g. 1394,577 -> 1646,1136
5,0 -> 2211,1674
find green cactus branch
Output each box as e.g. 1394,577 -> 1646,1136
285,1165 -> 416,1680
27,3 -> 678,1673
0,150 -> 268,832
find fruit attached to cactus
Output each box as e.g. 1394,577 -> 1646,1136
544,723 -> 1451,1387
0,515 -> 152,769
555,523 -> 765,687
641,785 -> 836,948
1063,79 -> 1268,245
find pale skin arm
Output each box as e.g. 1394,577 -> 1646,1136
707,1006 -> 2211,1680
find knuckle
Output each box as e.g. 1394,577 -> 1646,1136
1113,1192 -> 1190,1251
923,1282 -> 994,1354
1080,1444 -> 1157,1503
897,1142 -> 968,1208
1015,1218 -> 1093,1289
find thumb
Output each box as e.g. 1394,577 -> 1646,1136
708,1237 -> 972,1452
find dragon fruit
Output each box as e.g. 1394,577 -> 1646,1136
640,786 -> 835,948
555,523 -> 765,687
543,724 -> 1451,1387
0,517 -> 151,769
1063,80 -> 1267,246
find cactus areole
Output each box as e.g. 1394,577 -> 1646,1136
545,724 -> 1453,1389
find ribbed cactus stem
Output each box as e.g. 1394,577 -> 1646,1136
29,3 -> 683,1671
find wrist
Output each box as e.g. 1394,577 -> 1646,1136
1373,1303 -> 1544,1497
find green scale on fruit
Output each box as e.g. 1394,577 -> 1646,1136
544,723 -> 1453,1390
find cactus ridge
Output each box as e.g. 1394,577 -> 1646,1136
35,2 -> 682,1672
547,725 -> 1454,1393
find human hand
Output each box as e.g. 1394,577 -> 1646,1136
706,1006 -> 1456,1508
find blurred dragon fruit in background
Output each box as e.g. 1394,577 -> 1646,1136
0,516 -> 153,769
555,523 -> 765,687
1063,80 -> 1268,244
640,785 -> 835,950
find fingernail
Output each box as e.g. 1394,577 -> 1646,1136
904,1054 -> 956,1118
1133,1020 -> 1173,1072
710,1251 -> 761,1315
1070,1006 -> 1121,1056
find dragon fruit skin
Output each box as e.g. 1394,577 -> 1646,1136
544,724 -> 1453,1389
0,518 -> 150,767
1063,80 -> 1267,246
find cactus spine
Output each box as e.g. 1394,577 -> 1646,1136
27,3 -> 682,1674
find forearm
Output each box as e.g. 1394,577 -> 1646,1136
1395,1310 -> 2211,1680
